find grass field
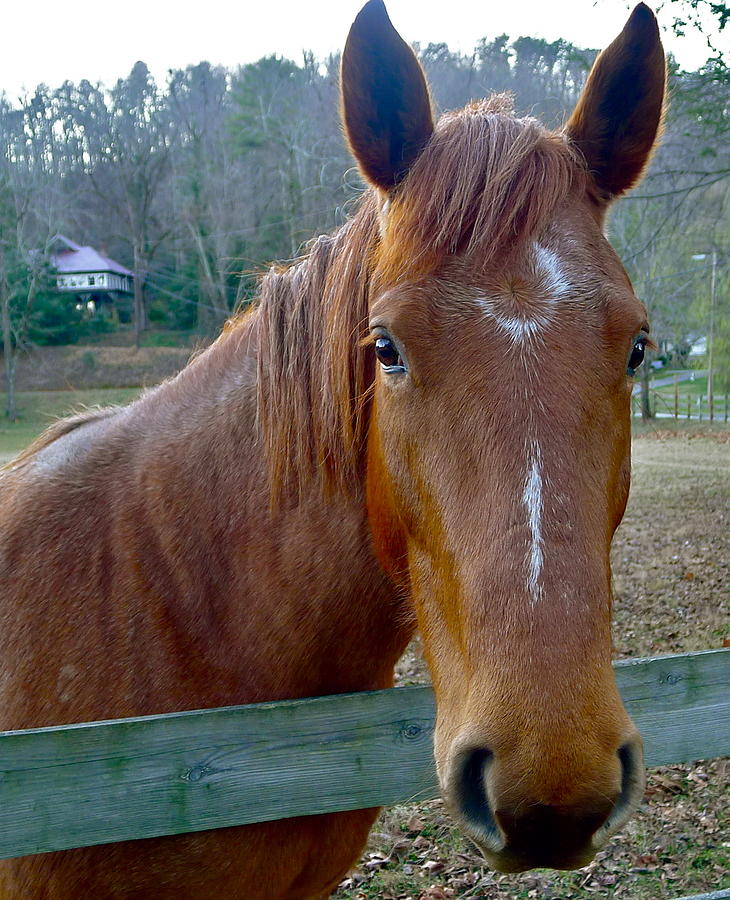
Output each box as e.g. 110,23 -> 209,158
643,374 -> 730,421
0,388 -> 142,460
652,374 -> 710,397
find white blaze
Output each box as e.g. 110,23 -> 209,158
533,242 -> 571,297
523,440 -> 544,604
492,311 -> 551,344
473,297 -> 551,345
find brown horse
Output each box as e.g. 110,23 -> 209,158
0,2 -> 665,897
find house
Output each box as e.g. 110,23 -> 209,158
50,235 -> 133,314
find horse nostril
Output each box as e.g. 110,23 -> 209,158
618,738 -> 643,794
453,747 -> 504,851
593,735 -> 646,847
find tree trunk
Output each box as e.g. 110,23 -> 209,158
2,299 -> 17,423
190,226 -> 226,335
132,243 -> 148,349
0,253 -> 16,422
640,361 -> 652,421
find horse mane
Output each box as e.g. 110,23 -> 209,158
255,197 -> 381,500
6,100 -> 581,499
6,98 -> 578,495
253,95 -> 584,501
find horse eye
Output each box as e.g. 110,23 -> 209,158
627,338 -> 646,376
374,336 -> 406,373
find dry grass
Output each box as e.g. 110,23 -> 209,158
1,344 -> 194,393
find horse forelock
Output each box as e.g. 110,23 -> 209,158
375,96 -> 584,285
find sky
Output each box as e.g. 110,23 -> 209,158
1,0 -> 725,100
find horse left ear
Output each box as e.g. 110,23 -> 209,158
341,0 -> 434,192
565,3 -> 666,202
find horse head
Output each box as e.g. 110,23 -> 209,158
343,0 -> 664,872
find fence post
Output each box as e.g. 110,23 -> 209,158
674,375 -> 679,420
699,395 -> 703,422
687,394 -> 691,420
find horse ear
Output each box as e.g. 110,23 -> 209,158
341,0 -> 434,192
565,3 -> 666,202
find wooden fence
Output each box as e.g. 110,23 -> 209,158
631,387 -> 730,422
0,648 -> 727,864
674,892 -> 730,900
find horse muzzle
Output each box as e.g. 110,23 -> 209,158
442,730 -> 646,872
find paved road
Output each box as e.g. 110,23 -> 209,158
632,370 -> 705,394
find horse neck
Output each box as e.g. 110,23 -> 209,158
149,310 -> 411,703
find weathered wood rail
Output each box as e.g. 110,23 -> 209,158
674,891 -> 730,900
0,648 -> 727,862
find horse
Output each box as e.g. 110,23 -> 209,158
0,1 -> 665,897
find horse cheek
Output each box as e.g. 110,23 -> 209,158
365,422 -> 409,589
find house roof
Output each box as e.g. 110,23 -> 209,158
50,234 -> 133,278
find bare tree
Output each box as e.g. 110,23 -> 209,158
56,64 -> 176,346
0,92 -> 59,419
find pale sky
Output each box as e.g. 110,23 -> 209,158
1,0 -> 725,100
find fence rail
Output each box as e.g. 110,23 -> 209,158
631,388 -> 730,422
0,648 -> 727,862
674,892 -> 730,900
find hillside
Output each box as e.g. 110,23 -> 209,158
0,343 -> 203,392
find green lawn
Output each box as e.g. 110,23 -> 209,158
0,388 -> 142,459
640,373 -> 729,420
652,373 -> 710,397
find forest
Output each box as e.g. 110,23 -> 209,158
1,24 -> 728,412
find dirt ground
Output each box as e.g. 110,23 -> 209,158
612,432 -> 730,660
336,432 -> 730,900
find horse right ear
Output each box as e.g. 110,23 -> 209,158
565,3 -> 666,203
341,0 -> 434,192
